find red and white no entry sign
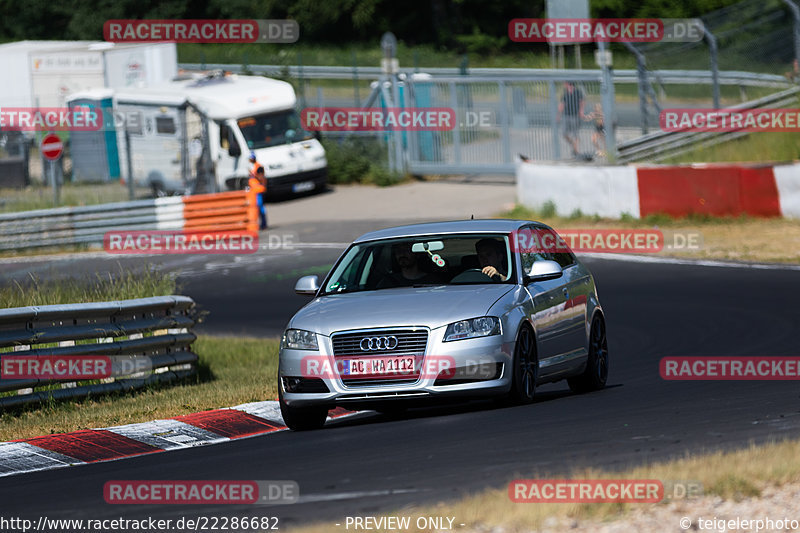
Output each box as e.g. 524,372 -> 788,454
40,133 -> 63,161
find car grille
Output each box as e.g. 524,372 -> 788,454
332,329 -> 428,388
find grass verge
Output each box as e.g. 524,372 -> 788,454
501,204 -> 800,264
0,183 -> 151,214
292,437 -> 800,533
663,131 -> 800,164
0,335 -> 279,442
0,265 -> 176,308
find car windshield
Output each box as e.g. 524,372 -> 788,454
321,234 -> 514,295
237,109 -> 314,149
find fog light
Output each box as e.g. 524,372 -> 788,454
282,376 -> 302,392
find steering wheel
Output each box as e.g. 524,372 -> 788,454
450,268 -> 494,283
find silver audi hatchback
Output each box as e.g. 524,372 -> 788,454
278,220 -> 608,430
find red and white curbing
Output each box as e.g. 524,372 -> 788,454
516,160 -> 800,219
0,402 -> 356,478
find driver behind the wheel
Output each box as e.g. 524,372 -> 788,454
378,242 -> 443,288
476,238 -> 508,282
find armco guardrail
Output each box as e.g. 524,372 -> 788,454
617,86 -> 800,163
179,63 -> 793,88
0,296 -> 197,409
0,190 -> 257,251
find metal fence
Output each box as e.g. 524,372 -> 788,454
180,60 -> 795,173
402,75 -> 606,174
637,0 -> 799,75
0,296 -> 197,409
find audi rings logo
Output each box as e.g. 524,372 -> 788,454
359,336 -> 399,351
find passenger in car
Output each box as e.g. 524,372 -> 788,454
476,238 -> 508,281
378,242 -> 445,287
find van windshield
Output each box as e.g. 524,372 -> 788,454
237,110 -> 313,149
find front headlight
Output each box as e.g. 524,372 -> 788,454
443,317 -> 501,342
281,329 -> 319,350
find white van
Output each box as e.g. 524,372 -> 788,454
111,72 -> 327,196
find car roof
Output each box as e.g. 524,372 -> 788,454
353,219 -> 546,243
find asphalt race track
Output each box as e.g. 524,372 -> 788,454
1,223 -> 799,528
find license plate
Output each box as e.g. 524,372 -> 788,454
292,181 -> 315,193
340,356 -> 416,377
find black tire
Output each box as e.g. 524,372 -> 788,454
278,386 -> 328,431
508,324 -> 538,405
568,314 -> 609,393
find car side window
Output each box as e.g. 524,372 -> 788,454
517,225 -> 576,272
551,250 -> 575,269
518,225 -> 550,274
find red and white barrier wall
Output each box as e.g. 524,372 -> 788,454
516,161 -> 800,219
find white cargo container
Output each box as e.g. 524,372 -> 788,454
0,40 -> 177,109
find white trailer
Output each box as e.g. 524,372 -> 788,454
0,40 -> 177,109
111,72 -> 328,196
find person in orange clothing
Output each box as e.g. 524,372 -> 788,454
248,164 -> 268,230
248,151 -> 260,176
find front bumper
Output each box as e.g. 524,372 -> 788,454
266,167 -> 328,197
279,329 -> 514,408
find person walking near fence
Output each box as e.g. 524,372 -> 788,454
557,81 -> 587,158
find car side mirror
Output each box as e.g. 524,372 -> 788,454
295,275 -> 320,295
525,260 -> 563,283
